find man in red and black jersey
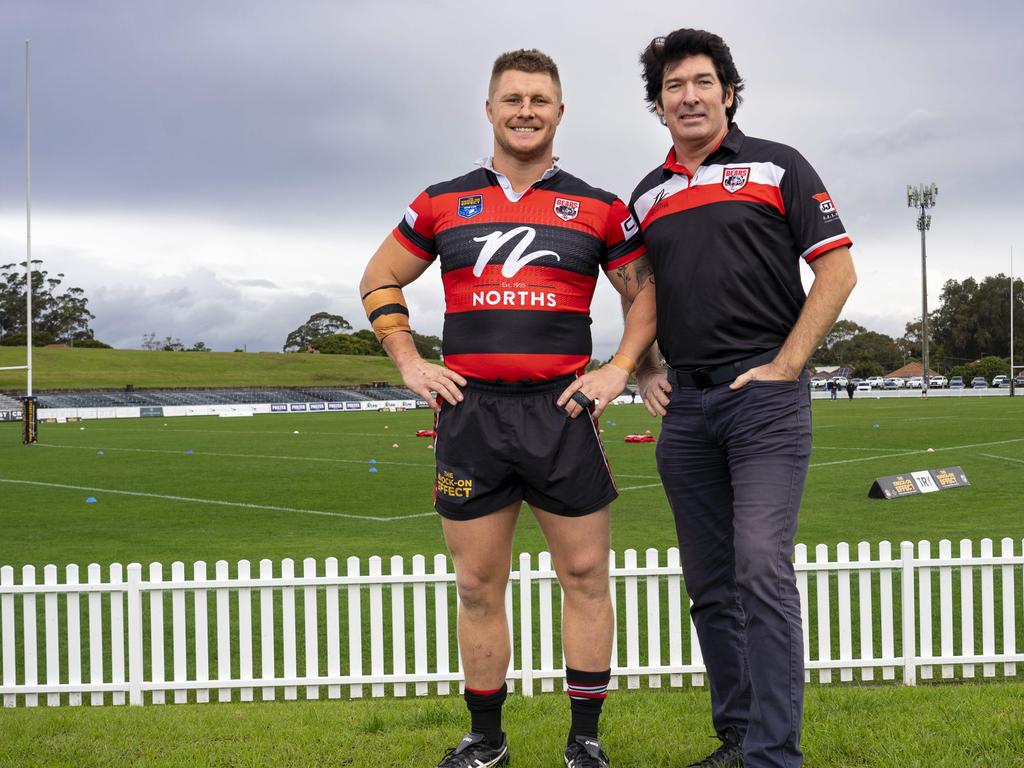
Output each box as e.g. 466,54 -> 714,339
624,30 -> 857,768
360,49 -> 655,768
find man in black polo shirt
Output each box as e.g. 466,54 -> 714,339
626,29 -> 856,768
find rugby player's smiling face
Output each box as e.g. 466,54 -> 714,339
658,54 -> 733,152
486,70 -> 563,163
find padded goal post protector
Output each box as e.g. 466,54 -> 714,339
868,466 -> 969,499
21,396 -> 37,444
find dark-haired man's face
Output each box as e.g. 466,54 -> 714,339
657,54 -> 733,153
486,70 -> 563,164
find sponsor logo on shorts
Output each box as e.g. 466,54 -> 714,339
458,195 -> 483,219
270,404 -> 288,413
553,197 -> 580,221
436,467 -> 474,499
722,167 -> 750,193
813,192 -> 839,222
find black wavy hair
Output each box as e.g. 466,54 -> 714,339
640,29 -> 744,121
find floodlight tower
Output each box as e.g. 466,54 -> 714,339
907,183 -> 938,395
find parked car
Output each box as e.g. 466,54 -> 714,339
992,375 -> 1008,388
831,376 -> 848,388
971,376 -> 988,389
929,375 -> 948,388
810,377 -> 827,390
855,382 -> 872,392
949,375 -> 965,389
907,376 -> 924,389
866,376 -> 885,389
885,377 -> 906,389
1015,375 -> 1024,387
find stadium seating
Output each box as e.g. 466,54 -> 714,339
24,386 -> 417,409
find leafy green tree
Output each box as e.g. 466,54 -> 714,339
931,275 -> 1024,364
312,333 -> 380,355
283,312 -> 352,352
0,260 -> 98,345
411,331 -> 442,360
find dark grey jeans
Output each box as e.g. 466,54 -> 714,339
656,373 -> 811,768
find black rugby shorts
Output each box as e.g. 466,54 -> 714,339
432,376 -> 618,520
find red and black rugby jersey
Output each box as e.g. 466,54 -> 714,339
629,124 -> 853,369
393,165 -> 645,382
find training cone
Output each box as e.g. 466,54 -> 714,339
369,467 -> 378,473
186,449 -> 193,455
97,450 -> 104,456
85,497 -> 97,504
392,443 -> 399,448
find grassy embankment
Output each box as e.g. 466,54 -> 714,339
0,347 -> 402,391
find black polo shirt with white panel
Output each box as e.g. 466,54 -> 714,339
630,124 -> 853,369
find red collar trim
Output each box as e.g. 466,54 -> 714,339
661,127 -> 734,176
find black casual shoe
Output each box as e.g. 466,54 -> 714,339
684,730 -> 743,767
564,735 -> 610,767
436,732 -> 510,768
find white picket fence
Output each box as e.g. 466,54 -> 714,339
1,538 -> 1022,708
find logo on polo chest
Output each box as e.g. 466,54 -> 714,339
722,167 -> 750,193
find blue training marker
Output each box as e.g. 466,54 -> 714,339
85,497 -> 97,504
97,450 -> 104,456
369,458 -> 377,464
369,467 -> 378,473
186,449 -> 194,455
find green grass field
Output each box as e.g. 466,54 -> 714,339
0,347 -> 402,391
1,397 -> 1022,568
1,683 -> 1022,767
1,397 -> 1023,766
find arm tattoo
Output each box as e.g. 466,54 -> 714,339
614,264 -> 632,288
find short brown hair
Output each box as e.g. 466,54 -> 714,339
489,49 -> 561,96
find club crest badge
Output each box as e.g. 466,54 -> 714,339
722,167 -> 750,194
457,195 -> 483,219
553,197 -> 580,221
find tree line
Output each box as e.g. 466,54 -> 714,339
0,261 -> 106,347
811,274 -> 1023,378
282,311 -> 442,359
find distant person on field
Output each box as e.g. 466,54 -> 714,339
846,380 -> 855,399
625,28 -> 856,768
359,48 -> 655,768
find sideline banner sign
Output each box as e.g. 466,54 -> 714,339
869,466 -> 969,499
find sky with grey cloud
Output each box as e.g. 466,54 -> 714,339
1,0 -> 1021,358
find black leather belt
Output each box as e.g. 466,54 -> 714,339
667,348 -> 781,389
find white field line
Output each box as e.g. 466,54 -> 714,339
979,453 -> 1024,465
36,442 -> 436,469
617,482 -> 664,492
0,477 -> 435,522
809,438 -> 1024,468
50,426 -> 425,439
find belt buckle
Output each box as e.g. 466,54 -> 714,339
692,367 -> 713,388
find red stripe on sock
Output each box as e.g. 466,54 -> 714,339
466,686 -> 504,696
